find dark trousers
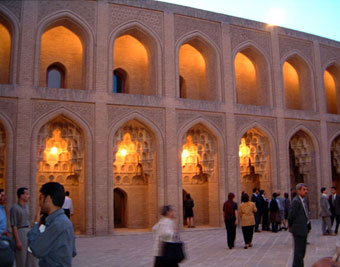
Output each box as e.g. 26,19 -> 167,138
225,219 -> 236,248
64,209 -> 70,218
154,257 -> 178,267
334,215 -> 340,233
241,225 -> 254,245
254,212 -> 261,231
293,235 -> 307,267
262,211 -> 270,230
271,222 -> 278,232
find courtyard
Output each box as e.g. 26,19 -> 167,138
73,220 -> 337,267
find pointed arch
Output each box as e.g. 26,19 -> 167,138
323,61 -> 340,114
237,122 -> 277,196
0,112 -> 14,204
108,112 -> 164,231
30,107 -> 93,234
288,126 -> 320,218
233,42 -> 272,106
176,31 -> 221,101
282,51 -> 315,111
34,11 -> 94,89
177,117 -> 224,227
0,7 -> 20,84
108,21 -> 162,95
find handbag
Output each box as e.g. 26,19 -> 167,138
161,241 -> 186,263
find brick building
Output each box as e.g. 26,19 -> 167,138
0,0 -> 340,235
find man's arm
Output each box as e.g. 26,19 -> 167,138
288,199 -> 298,227
10,207 -> 22,251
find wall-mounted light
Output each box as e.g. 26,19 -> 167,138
51,146 -> 58,155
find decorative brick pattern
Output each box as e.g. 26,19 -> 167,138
0,98 -> 17,127
230,26 -> 271,59
285,119 -> 320,142
234,115 -> 277,139
107,105 -> 165,134
327,122 -> 340,141
174,15 -> 221,49
0,1 -> 22,20
32,101 -> 95,129
110,4 -> 163,41
38,0 -> 96,30
279,35 -> 314,64
320,44 -> 340,68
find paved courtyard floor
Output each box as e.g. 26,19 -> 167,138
73,220 -> 338,267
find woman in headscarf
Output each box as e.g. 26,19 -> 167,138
223,192 -> 238,249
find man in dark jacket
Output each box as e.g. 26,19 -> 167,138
251,188 -> 261,232
288,183 -> 309,267
329,186 -> 340,234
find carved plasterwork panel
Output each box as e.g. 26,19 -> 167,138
174,15 -> 221,49
320,45 -> 340,68
230,26 -> 271,60
110,4 -> 163,41
38,1 -> 96,30
327,122 -> 340,142
235,116 -> 276,139
279,35 -> 314,65
0,1 -> 22,20
107,105 -> 165,134
33,101 -> 94,130
331,136 -> 340,174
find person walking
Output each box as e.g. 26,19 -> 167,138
283,192 -> 291,231
223,193 -> 238,249
329,186 -> 340,234
251,188 -> 261,232
184,194 -> 195,228
62,191 -> 74,219
288,183 -> 309,267
320,187 -> 335,236
240,193 -> 257,249
269,192 -> 281,233
260,190 -> 270,231
152,205 -> 178,267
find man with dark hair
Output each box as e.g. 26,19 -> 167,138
0,189 -> 9,237
251,188 -> 261,232
289,183 -> 309,267
10,187 -> 37,267
62,191 -> 74,219
329,186 -> 340,234
320,187 -> 334,236
28,182 -> 77,266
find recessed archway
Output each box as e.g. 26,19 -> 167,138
289,130 -> 317,217
181,123 -> 219,226
0,122 -> 6,190
113,120 -> 157,229
324,64 -> 340,114
0,15 -> 12,84
239,127 -> 272,196
331,135 -> 340,190
36,116 -> 85,234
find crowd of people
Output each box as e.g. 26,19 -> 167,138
0,183 -> 76,267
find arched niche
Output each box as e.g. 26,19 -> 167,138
239,127 -> 273,196
113,187 -> 127,228
324,63 -> 340,114
113,120 -> 157,229
39,18 -> 88,89
0,13 -> 12,84
289,130 -> 317,217
331,134 -> 340,190
36,115 -> 85,233
178,36 -> 219,101
0,122 -> 6,191
113,27 -> 157,95
180,123 -> 219,226
283,54 -> 314,110
234,46 -> 271,106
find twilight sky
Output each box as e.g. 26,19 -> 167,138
156,0 -> 340,42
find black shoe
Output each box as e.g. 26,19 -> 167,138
229,246 -> 232,249
244,246 -> 248,249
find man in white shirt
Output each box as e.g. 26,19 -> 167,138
62,191 -> 74,218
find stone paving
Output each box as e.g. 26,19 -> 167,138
73,220 -> 338,267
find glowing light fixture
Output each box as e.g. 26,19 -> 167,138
182,149 -> 189,158
239,139 -> 250,158
51,146 -> 58,155
120,149 -> 127,156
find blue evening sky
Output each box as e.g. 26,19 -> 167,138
156,0 -> 340,42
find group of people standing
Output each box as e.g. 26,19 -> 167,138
0,183 -> 76,267
223,188 -> 292,250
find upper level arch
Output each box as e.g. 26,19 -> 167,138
35,11 -> 94,90
109,22 -> 161,96
233,43 -> 272,107
0,8 -> 19,84
323,61 -> 340,114
176,31 -> 221,101
282,52 -> 315,111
